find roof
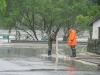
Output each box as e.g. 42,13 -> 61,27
88,16 -> 100,25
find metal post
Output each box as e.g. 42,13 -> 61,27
56,36 -> 58,57
95,39 -> 96,53
55,36 -> 58,71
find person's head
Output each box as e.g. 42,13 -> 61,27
51,31 -> 55,35
68,27 -> 73,32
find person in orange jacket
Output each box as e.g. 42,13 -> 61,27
68,27 -> 77,57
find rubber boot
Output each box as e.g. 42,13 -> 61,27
49,50 -> 51,55
72,49 -> 76,57
48,50 -> 51,56
48,50 -> 50,55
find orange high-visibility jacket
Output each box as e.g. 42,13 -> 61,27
68,29 -> 77,46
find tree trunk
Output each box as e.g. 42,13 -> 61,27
32,13 -> 38,41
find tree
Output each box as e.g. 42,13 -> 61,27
0,0 -> 6,13
76,0 -> 100,38
60,0 -> 90,40
1,0 -> 95,41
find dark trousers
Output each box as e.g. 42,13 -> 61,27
48,50 -> 52,55
48,41 -> 52,55
70,46 -> 76,57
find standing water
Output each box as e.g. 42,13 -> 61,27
0,43 -> 100,75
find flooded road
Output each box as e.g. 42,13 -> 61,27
0,44 -> 100,75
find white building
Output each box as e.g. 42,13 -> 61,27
89,16 -> 100,39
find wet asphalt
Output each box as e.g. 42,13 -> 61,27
0,43 -> 100,75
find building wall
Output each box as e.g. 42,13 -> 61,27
92,18 -> 100,39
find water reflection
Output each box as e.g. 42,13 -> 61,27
0,47 -> 46,58
55,55 -> 58,71
0,46 -> 99,72
47,56 -> 52,61
97,64 -> 100,71
67,59 -> 76,75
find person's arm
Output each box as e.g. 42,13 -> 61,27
70,31 -> 75,41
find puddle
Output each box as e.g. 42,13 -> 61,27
0,44 -> 100,74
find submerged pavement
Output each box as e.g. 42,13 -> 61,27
0,43 -> 100,75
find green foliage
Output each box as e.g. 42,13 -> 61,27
76,15 -> 90,30
89,0 -> 100,5
0,0 -> 6,13
88,5 -> 100,19
76,4 -> 100,34
0,0 -> 100,40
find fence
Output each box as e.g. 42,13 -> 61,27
87,39 -> 100,55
